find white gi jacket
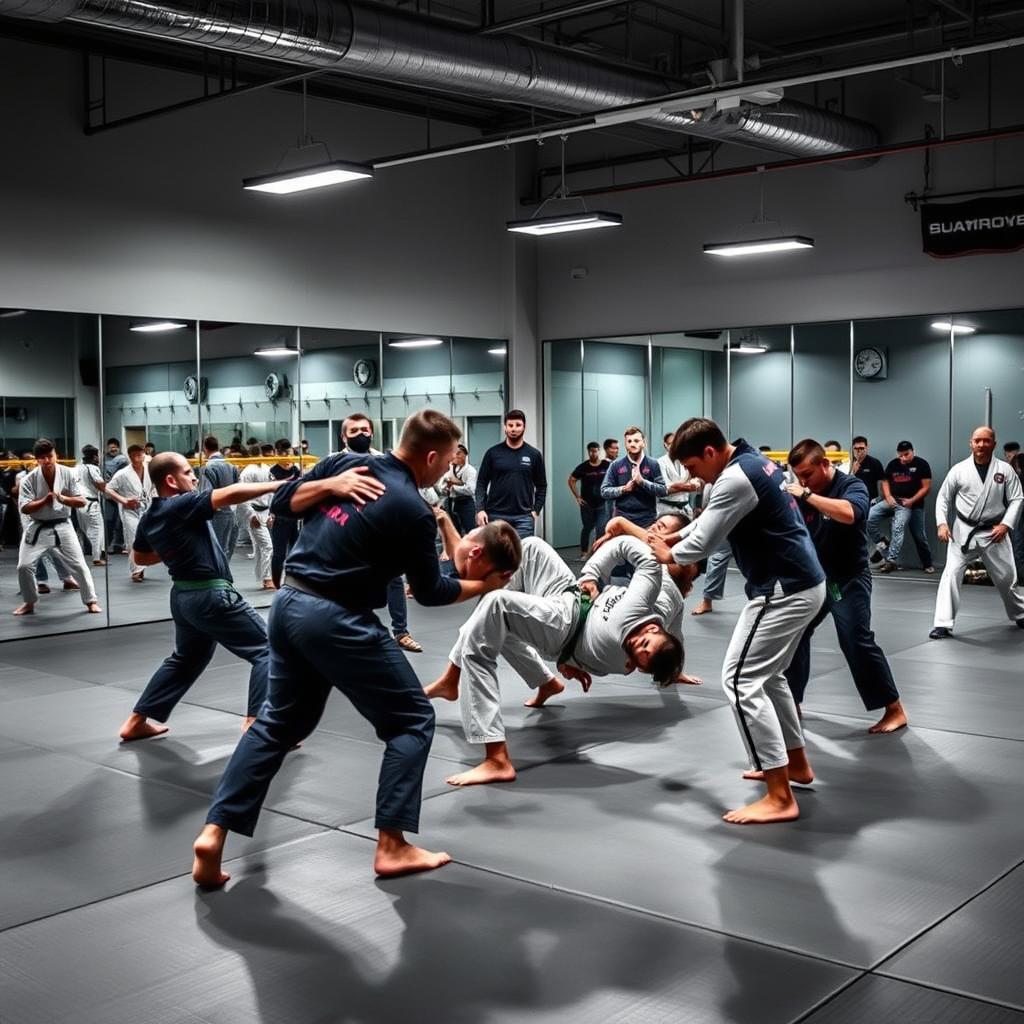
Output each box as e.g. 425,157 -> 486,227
18,464 -> 81,528
936,456 -> 1023,550
107,464 -> 156,512
575,536 -> 684,675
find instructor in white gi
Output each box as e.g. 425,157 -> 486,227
426,534 -> 684,786
650,418 -> 825,825
930,425 -> 1024,639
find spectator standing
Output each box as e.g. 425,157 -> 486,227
568,441 -> 609,557
657,431 -> 701,518
600,427 -> 666,530
474,410 -> 547,539
866,440 -> 934,574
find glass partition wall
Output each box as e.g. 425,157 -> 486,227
544,305 -> 1024,563
2,308 -> 507,639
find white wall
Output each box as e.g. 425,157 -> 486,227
536,52 -> 1024,340
0,38 -> 515,342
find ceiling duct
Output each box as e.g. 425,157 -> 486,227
0,0 -> 879,158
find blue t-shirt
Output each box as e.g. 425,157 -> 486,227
271,451 -> 461,610
134,490 -> 232,582
797,469 -> 870,582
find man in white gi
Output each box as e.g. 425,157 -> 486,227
425,534 -> 684,786
929,425 -> 1024,639
14,438 -> 102,616
237,443 -> 275,589
657,431 -> 702,518
106,444 -> 156,583
76,445 -> 108,566
649,418 -> 825,825
13,450 -> 78,596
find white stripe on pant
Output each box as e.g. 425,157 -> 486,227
721,581 -> 825,773
80,501 -> 104,560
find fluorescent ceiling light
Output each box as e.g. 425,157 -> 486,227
730,345 -> 767,354
704,236 -> 814,257
0,308 -> 27,318
507,211 -> 623,236
488,347 -> 507,355
243,160 -> 374,195
130,320 -> 188,333
254,346 -> 299,357
931,321 -> 976,335
388,337 -> 445,349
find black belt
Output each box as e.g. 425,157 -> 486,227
86,497 -> 98,503
960,516 -> 1004,553
28,519 -> 70,545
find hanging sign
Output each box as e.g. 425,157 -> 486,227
921,193 -> 1024,258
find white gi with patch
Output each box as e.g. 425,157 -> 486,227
107,463 -> 156,578
933,456 -> 1024,629
449,536 -> 683,744
17,464 -> 99,606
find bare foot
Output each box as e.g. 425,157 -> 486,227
524,677 -> 565,707
92,559 -> 107,566
424,663 -> 460,702
868,700 -> 908,734
691,599 -> 713,616
723,793 -> 800,824
131,573 -> 145,583
37,584 -> 51,594
260,580 -> 276,590
446,759 -> 516,787
86,602 -> 102,614
63,579 -> 80,591
13,603 -> 35,616
374,830 -> 451,878
119,712 -> 169,741
192,824 -> 230,888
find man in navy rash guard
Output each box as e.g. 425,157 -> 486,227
192,410 -> 517,886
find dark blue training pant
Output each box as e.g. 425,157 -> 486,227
205,586 -> 435,836
133,585 -> 269,721
785,568 -> 899,710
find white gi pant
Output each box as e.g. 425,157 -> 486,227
249,510 -> 273,582
80,500 -> 105,561
933,528 -> 1024,629
17,520 -> 99,606
722,581 -> 825,773
120,507 -> 144,577
449,538 -> 577,744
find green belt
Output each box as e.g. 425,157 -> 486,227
173,578 -> 233,591
558,586 -> 593,666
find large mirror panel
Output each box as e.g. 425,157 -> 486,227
853,314 -> 951,570
793,321 -> 852,456
544,340 -> 585,551
1,310 -> 104,640
450,335 -> 508,477
381,333 -> 451,450
727,324 -> 792,452
101,314 -> 200,625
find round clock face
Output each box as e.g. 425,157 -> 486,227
854,347 -> 884,379
183,375 -> 199,403
353,359 -> 376,388
265,372 -> 282,400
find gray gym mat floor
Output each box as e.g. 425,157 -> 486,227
0,570 -> 1021,1022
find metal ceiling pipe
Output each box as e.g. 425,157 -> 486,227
0,0 -> 879,157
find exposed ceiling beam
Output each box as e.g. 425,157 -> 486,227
479,0 -> 630,35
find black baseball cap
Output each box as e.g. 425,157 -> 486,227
896,440 -> 914,452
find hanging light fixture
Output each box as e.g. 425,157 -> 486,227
243,80 -> 373,195
704,171 -> 813,257
507,136 -> 623,237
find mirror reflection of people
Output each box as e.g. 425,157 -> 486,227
200,436 -> 240,561
568,442 -> 608,557
14,438 -> 102,617
268,439 -> 300,588
475,410 -> 547,539
101,437 -> 128,554
866,441 -> 934,575
106,444 -> 156,583
439,444 -> 477,536
75,444 -> 108,566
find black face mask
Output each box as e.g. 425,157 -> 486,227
346,434 -> 372,454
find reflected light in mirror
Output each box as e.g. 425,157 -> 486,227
388,338 -> 445,348
930,321 -> 976,335
254,346 -> 300,357
730,345 -> 768,354
488,347 -> 507,356
130,320 -> 188,333
0,308 -> 28,318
